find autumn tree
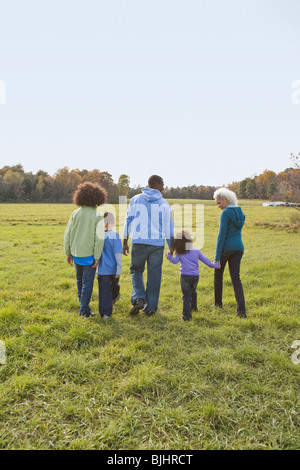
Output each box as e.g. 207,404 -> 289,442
117,174 -> 130,197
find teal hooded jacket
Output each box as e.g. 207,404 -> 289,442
215,205 -> 245,261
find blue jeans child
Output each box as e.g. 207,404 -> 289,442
180,275 -> 199,321
130,244 -> 164,313
97,275 -> 120,318
74,263 -> 96,317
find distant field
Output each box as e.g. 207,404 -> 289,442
0,201 -> 299,450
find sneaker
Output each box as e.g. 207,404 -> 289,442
83,312 -> 95,318
130,298 -> 145,316
144,310 -> 155,317
102,315 -> 111,320
112,294 -> 120,305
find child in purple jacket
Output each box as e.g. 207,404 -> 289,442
166,230 -> 219,321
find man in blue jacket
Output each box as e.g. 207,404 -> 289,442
123,175 -> 174,316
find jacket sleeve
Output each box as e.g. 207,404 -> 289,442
166,252 -> 180,264
198,250 -> 219,268
167,206 -> 174,248
94,215 -> 105,259
123,199 -> 135,238
64,214 -> 73,256
114,253 -> 122,276
215,211 -> 228,261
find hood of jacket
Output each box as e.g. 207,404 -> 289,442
224,205 -> 245,228
141,187 -> 163,202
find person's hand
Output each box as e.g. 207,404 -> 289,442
115,274 -> 120,279
123,241 -> 129,256
214,261 -> 221,269
67,255 -> 73,266
92,259 -> 99,269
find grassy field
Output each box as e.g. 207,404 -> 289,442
0,200 -> 299,450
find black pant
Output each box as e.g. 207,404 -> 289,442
180,275 -> 199,320
214,250 -> 246,315
97,275 -> 120,318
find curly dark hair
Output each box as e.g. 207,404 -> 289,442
148,175 -> 164,188
173,230 -> 193,255
73,182 -> 107,207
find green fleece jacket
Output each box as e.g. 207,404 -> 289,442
64,206 -> 105,259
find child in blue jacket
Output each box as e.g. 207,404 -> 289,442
97,212 -> 123,319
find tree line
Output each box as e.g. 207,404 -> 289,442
0,158 -> 299,203
227,153 -> 300,202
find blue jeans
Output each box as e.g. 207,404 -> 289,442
214,250 -> 246,315
74,263 -> 96,316
180,275 -> 199,320
130,244 -> 164,313
98,275 -> 120,318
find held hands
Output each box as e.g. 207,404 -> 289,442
214,261 -> 221,269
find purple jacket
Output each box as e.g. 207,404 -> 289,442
167,247 -> 218,276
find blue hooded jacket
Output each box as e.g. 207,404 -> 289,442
123,188 -> 174,248
215,205 -> 245,261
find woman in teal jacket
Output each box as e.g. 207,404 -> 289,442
213,188 -> 247,318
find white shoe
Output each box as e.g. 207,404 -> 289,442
102,315 -> 111,320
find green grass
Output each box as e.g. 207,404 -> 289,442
0,201 -> 299,450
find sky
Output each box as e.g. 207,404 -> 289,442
0,0 -> 300,188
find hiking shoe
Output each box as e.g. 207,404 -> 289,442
144,310 -> 155,317
130,298 -> 145,316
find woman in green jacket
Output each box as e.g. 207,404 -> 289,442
64,182 -> 107,317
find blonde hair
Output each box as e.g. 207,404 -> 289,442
213,187 -> 238,206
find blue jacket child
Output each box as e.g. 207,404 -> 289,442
97,212 -> 123,319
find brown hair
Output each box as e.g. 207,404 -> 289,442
73,182 -> 107,207
173,230 -> 193,255
104,211 -> 115,226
